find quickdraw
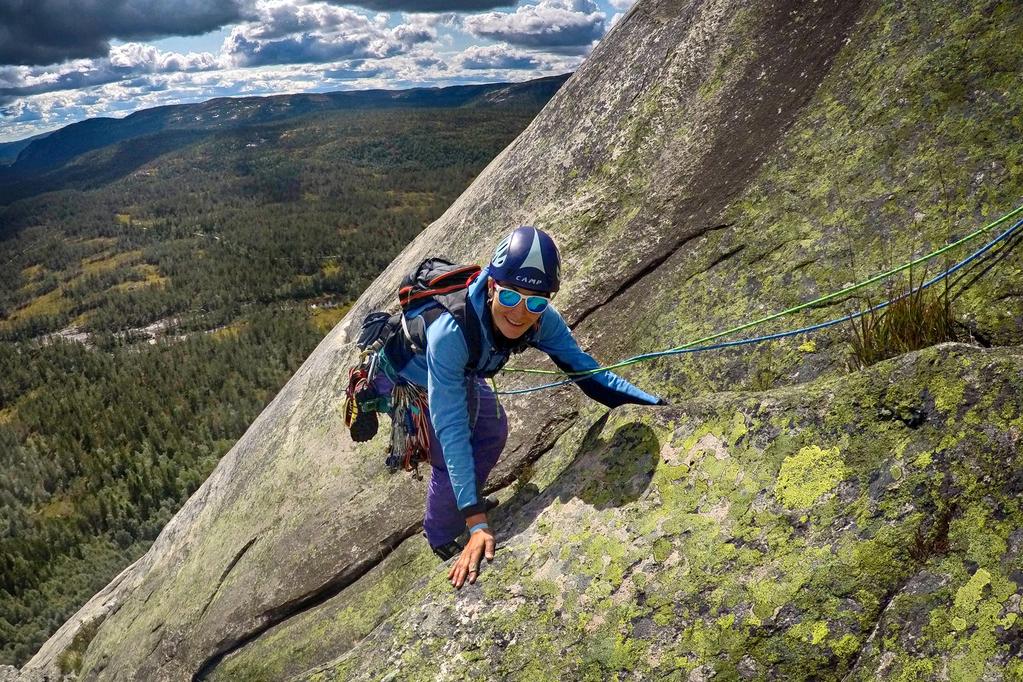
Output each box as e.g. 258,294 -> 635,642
387,382 -> 432,478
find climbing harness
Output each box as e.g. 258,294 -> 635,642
496,203 -> 1023,396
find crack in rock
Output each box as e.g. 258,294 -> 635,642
841,506 -> 955,680
191,411 -> 580,681
191,523 -> 421,681
570,223 -> 732,330
197,535 -> 260,623
705,244 -> 746,273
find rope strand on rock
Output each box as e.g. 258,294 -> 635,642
496,204 -> 1023,396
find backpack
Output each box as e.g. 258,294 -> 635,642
355,257 -> 485,370
343,258 -> 484,474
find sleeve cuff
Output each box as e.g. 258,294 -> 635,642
460,502 -> 488,518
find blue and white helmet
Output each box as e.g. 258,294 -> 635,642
489,226 -> 561,293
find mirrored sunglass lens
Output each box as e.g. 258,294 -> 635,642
498,288 -> 522,307
525,297 -> 549,313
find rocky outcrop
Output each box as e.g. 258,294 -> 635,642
18,0 -> 1023,679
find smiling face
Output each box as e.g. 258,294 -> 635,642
487,278 -> 549,339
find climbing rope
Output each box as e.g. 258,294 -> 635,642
495,204 -> 1023,396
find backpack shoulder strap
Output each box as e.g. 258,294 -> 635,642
402,291 -> 482,373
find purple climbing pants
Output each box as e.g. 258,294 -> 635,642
372,375 -> 508,547
422,380 -> 508,547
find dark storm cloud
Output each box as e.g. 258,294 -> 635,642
0,0 -> 246,66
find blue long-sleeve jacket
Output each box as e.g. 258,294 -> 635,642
389,266 -> 660,516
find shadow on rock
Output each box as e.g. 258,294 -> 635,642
562,419 -> 661,510
495,413 -> 661,543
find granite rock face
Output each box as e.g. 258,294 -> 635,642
17,0 -> 1023,679
294,343 -> 1023,681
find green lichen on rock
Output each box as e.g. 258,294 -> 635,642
207,537 -> 439,682
599,0 -> 1023,408
774,445 -> 847,509
297,345 -> 1023,681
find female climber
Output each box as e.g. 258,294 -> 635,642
376,226 -> 664,589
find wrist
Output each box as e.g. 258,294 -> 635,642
468,521 -> 490,535
464,511 -> 488,528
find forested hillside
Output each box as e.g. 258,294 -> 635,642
0,77 -> 563,666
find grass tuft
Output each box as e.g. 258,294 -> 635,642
848,268 -> 958,368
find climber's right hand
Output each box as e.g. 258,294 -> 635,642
449,524 -> 495,589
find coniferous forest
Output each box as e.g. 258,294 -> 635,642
0,81 -> 561,666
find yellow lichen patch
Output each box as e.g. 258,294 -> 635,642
950,568 -> 992,632
115,213 -> 132,225
0,405 -> 16,425
787,619 -> 829,646
310,305 -> 350,333
930,374 -> 966,414
774,445 -> 847,509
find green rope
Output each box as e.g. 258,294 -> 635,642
504,203 -> 1023,378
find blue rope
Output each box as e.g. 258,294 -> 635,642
496,216 -> 1023,396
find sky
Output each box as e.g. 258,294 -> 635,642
0,0 -> 638,143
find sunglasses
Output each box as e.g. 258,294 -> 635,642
494,283 -> 551,314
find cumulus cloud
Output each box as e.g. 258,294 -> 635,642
0,0 -> 246,66
0,44 -> 219,106
462,0 -> 605,53
225,1 -> 434,67
245,2 -> 369,40
401,12 -> 459,28
335,0 -> 514,11
107,43 -> 220,73
458,43 -> 546,70
0,0 -> 595,141
1,100 -> 43,122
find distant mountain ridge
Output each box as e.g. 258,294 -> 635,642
5,75 -> 570,176
0,133 -> 50,166
0,75 -> 569,206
